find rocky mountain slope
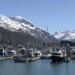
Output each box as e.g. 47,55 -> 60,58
0,15 -> 58,49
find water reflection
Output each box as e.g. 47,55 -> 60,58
66,63 -> 69,75
0,60 -> 74,75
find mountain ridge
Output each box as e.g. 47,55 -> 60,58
0,15 -> 58,49
53,30 -> 75,42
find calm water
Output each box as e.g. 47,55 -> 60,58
0,59 -> 75,75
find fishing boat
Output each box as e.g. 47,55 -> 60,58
13,55 -> 40,63
51,48 -> 66,63
70,47 -> 75,59
13,55 -> 27,63
13,50 -> 41,63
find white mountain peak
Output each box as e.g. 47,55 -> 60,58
0,15 -> 36,31
53,30 -> 75,41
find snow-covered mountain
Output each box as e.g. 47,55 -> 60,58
0,16 -> 35,31
0,15 -> 56,41
0,15 -> 58,49
53,30 -> 75,41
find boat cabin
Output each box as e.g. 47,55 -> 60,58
0,48 -> 4,56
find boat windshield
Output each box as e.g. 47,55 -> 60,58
0,49 -> 3,51
53,48 -> 60,51
56,48 -> 60,51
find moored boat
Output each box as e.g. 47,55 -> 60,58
51,48 -> 66,63
13,55 -> 40,63
13,55 -> 27,63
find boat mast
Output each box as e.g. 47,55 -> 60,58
12,21 -> 14,48
65,43 -> 71,62
47,26 -> 48,32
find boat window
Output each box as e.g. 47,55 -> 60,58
0,49 -> 3,50
56,48 -> 59,51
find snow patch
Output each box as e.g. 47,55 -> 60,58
53,31 -> 75,41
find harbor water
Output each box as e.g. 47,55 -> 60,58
0,59 -> 75,75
